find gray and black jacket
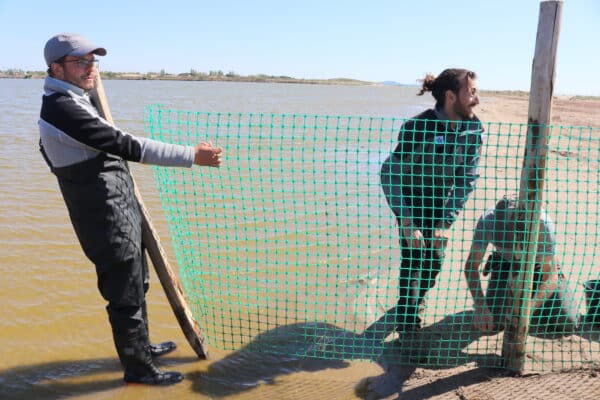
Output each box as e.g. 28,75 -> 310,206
381,107 -> 484,229
39,77 -> 193,169
38,77 -> 194,272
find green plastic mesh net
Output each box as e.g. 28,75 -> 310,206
146,105 -> 599,371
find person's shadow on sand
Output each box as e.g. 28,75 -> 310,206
4,316 -> 597,400
189,308 -> 598,399
349,307 -> 594,400
317,308 -> 508,400
189,311 -> 506,399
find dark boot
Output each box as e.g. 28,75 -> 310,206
149,341 -> 177,357
141,301 -> 177,357
396,270 -> 424,334
113,326 -> 184,386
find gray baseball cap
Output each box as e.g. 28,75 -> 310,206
44,33 -> 107,66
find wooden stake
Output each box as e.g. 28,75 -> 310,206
502,0 -> 562,372
91,75 -> 209,359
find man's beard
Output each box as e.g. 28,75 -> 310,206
454,101 -> 474,120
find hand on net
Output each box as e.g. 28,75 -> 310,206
194,142 -> 222,167
402,226 -> 425,250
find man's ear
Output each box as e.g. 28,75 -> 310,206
50,63 -> 63,79
445,89 -> 456,106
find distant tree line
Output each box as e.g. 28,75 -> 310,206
0,68 -> 369,86
0,68 -> 44,79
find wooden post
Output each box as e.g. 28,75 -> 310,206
502,0 -> 562,372
91,76 -> 209,359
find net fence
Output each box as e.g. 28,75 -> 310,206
146,105 -> 599,372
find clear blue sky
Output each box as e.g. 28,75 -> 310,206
1,0 -> 598,95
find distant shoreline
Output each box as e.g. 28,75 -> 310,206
0,70 -> 376,86
1,70 -> 597,99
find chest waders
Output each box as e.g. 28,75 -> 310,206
40,145 -> 182,385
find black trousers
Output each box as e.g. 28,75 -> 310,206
380,159 -> 446,330
485,252 -> 579,334
396,231 -> 443,328
395,196 -> 445,330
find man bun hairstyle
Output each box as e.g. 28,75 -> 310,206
418,68 -> 477,108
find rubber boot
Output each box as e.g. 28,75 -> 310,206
396,269 -> 423,334
149,340 -> 177,358
141,301 -> 177,357
113,325 -> 184,385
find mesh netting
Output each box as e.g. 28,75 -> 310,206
146,105 -> 600,371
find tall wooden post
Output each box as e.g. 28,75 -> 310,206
502,0 -> 563,372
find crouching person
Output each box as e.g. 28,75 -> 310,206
464,195 -> 579,336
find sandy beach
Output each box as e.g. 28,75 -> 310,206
479,92 -> 600,127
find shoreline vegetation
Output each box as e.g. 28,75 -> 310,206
0,68 -> 374,86
1,69 -> 597,100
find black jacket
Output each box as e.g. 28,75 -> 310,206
381,108 -> 484,227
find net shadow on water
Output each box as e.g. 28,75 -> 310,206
189,321 -> 351,398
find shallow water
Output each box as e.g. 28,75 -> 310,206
0,79 -> 429,399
